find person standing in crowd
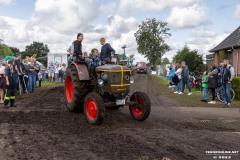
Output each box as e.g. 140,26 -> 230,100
169,64 -> 175,82
100,38 -> 115,64
48,61 -> 54,82
19,59 -> 26,92
38,70 -> 42,87
208,63 -> 219,104
23,59 -> 29,90
166,65 -> 171,84
222,59 -> 235,107
4,59 -> 17,108
34,60 -> 40,87
201,71 -> 209,102
54,64 -> 61,83
181,61 -> 192,95
28,59 -> 36,93
73,33 -> 84,62
13,53 -> 23,94
174,63 -> 183,94
0,61 -> 5,104
40,64 -> 46,82
61,63 -> 67,83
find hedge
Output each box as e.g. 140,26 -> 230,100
232,77 -> 240,100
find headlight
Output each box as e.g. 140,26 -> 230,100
130,78 -> 134,84
98,79 -> 104,85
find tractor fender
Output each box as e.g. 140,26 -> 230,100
70,62 -> 90,80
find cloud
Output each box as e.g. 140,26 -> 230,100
190,28 -> 216,38
0,0 -> 14,5
118,0 -> 197,16
167,4 -> 209,29
99,2 -> 117,14
29,0 -> 100,34
185,31 -> 230,57
233,4 -> 240,19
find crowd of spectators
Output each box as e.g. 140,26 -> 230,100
0,53 -> 67,108
167,59 -> 235,107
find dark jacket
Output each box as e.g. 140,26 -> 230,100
208,68 -> 219,88
222,66 -> 231,83
100,43 -> 115,59
73,40 -> 82,56
181,65 -> 189,80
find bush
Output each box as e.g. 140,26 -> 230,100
232,77 -> 240,100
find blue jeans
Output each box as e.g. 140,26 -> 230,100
177,79 -> 182,92
29,75 -> 36,92
55,73 -> 59,82
182,79 -> 192,93
223,83 -> 231,104
42,73 -> 46,82
203,88 -> 208,100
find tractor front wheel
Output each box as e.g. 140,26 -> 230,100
129,92 -> 151,121
84,92 -> 105,125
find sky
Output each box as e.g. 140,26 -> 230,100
0,0 -> 240,63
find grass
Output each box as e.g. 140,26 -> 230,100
152,75 -> 240,108
28,81 -> 64,92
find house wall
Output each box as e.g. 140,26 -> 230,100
214,52 -> 219,65
232,48 -> 240,76
212,48 -> 240,76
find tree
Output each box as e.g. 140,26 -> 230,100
129,54 -> 135,66
0,44 -> 13,57
9,46 -> 20,55
162,57 -> 170,64
134,18 -> 171,66
173,46 -> 203,72
23,41 -> 49,58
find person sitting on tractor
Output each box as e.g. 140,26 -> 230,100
73,33 -> 84,63
100,38 -> 115,64
90,48 -> 100,79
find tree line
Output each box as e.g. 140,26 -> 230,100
134,18 -> 204,72
0,41 -> 49,65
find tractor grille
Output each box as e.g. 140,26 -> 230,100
111,72 -> 121,84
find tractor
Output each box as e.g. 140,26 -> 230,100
65,61 -> 151,125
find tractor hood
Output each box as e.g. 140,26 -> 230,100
96,65 -> 130,72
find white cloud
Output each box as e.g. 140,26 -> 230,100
185,32 -> 230,59
99,2 -> 117,14
118,0 -> 197,15
29,0 -> 100,34
190,28 -> 215,38
233,4 -> 240,19
0,0 -> 14,5
167,4 -> 209,29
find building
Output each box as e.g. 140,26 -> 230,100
47,53 -> 68,66
208,26 -> 240,76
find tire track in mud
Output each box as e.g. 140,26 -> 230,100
132,74 -> 177,106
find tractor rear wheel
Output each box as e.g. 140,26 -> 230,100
129,92 -> 151,121
84,92 -> 105,125
65,65 -> 89,112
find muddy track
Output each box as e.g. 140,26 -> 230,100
0,74 -> 239,160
